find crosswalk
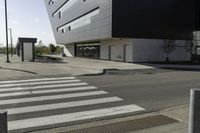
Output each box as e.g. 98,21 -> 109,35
0,76 -> 145,133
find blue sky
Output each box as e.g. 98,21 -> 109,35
0,0 -> 56,46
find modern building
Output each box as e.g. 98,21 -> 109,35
44,0 -> 199,62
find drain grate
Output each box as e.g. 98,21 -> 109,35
66,115 -> 178,133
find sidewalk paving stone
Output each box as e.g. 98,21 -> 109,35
0,55 -> 200,80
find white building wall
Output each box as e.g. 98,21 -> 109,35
23,43 -> 33,61
100,43 -> 109,60
132,39 -> 166,62
168,40 -> 191,61
64,38 -> 191,62
125,44 -> 133,62
100,39 -> 191,63
132,39 -> 191,62
64,44 -> 75,57
110,45 -> 124,62
100,39 -> 133,62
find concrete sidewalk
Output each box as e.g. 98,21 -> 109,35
62,57 -> 153,70
0,55 -> 200,80
0,55 -> 153,80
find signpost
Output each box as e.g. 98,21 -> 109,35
4,0 -> 10,63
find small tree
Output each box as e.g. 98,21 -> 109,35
162,40 -> 176,62
0,47 -> 3,54
35,40 -> 44,55
42,46 -> 50,55
49,44 -> 56,54
56,46 -> 62,55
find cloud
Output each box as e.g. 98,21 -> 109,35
0,4 -> 4,10
0,43 -> 4,47
34,17 -> 40,23
41,32 -> 46,35
12,20 -> 19,25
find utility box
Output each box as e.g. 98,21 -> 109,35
16,38 -> 37,62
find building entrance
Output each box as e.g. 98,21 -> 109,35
75,42 -> 100,59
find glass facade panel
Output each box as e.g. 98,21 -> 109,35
75,43 -> 100,58
58,8 -> 100,32
53,0 -> 79,17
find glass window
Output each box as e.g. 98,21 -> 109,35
53,0 -> 79,17
49,0 -> 55,5
58,8 -> 100,33
76,43 -> 100,58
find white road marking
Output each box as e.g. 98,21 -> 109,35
0,86 -> 97,98
8,105 -> 145,131
0,77 -> 75,84
0,80 -> 81,88
7,97 -> 123,115
0,82 -> 88,92
0,91 -> 108,105
0,77 -> 146,132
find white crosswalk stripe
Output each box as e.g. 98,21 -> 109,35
7,97 -> 123,115
0,86 -> 97,98
0,82 -> 88,92
0,91 -> 108,105
9,105 -> 145,131
0,79 -> 81,88
0,77 -> 75,84
0,76 -> 145,132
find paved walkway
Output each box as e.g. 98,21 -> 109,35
0,54 -> 200,80
0,55 -> 153,80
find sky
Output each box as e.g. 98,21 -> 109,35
0,0 -> 56,46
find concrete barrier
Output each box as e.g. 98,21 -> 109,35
0,110 -> 8,133
189,89 -> 200,133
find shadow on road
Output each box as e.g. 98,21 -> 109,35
0,67 -> 38,74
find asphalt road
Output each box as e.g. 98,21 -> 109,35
79,70 -> 200,112
2,68 -> 200,132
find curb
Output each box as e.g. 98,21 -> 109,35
78,68 -> 171,76
160,67 -> 200,71
33,105 -> 188,133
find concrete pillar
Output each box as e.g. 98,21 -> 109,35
189,89 -> 200,133
0,110 -> 8,133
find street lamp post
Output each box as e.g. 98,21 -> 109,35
8,28 -> 13,57
4,0 -> 10,63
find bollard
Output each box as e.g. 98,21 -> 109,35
0,110 -> 8,133
189,89 -> 200,133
